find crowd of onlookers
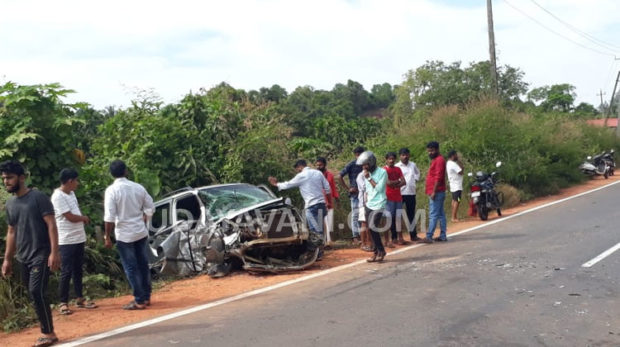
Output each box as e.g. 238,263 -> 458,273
0,140 -> 464,346
270,141 -> 465,263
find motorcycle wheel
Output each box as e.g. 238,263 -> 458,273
479,205 -> 489,221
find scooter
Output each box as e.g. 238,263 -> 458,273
467,161 -> 503,221
579,152 -> 611,179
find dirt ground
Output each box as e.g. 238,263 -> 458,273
2,175 -> 618,346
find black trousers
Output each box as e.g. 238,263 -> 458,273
59,242 -> 85,303
21,254 -> 54,334
402,195 -> 417,236
366,207 -> 385,254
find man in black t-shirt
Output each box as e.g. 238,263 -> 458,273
1,161 -> 60,347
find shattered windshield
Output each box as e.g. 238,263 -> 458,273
198,184 -> 277,221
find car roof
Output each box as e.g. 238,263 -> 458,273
155,183 -> 258,204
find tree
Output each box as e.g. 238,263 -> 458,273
527,84 -> 576,112
370,83 -> 395,109
393,60 -> 528,115
0,82 -> 84,191
258,84 -> 288,103
573,102 -> 599,118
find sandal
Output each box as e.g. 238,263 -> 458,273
33,336 -> 58,347
122,301 -> 145,310
377,251 -> 386,263
58,303 -> 72,315
76,299 -> 98,309
366,253 -> 378,263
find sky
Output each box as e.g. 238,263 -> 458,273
1,0 -> 619,109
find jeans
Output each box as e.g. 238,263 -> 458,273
58,242 -> 85,303
365,207 -> 385,254
117,236 -> 151,304
349,196 -> 360,238
427,191 -> 447,240
305,203 -> 326,236
21,253 -> 54,334
385,200 -> 403,240
305,203 -> 327,258
402,195 -> 417,236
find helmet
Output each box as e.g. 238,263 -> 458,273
356,151 -> 377,170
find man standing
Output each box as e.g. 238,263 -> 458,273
338,146 -> 365,243
396,148 -> 421,242
384,152 -> 406,246
1,160 -> 60,347
269,160 -> 331,259
104,160 -> 154,310
356,170 -> 372,252
315,157 -> 339,246
420,141 -> 448,243
51,168 -> 97,315
357,151 -> 388,263
446,150 -> 464,223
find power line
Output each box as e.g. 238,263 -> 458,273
529,0 -> 620,52
502,0 -> 618,57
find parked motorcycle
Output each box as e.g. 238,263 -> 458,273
467,161 -> 503,221
603,149 -> 615,176
579,151 -> 611,179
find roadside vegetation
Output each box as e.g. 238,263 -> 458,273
1,60 -> 618,331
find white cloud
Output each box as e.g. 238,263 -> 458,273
1,0 -> 619,108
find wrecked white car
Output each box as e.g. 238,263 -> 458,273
147,183 -> 321,278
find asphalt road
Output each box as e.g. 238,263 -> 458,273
85,183 -> 620,347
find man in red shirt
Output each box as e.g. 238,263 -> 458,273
384,152 -> 406,247
420,141 -> 448,243
316,157 -> 339,246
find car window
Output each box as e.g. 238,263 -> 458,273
198,184 -> 276,220
150,203 -> 171,234
175,194 -> 201,225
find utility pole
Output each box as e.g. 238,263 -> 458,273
597,89 -> 606,116
487,0 -> 499,97
604,71 -> 619,130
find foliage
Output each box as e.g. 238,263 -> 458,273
573,102 -> 600,118
363,100 -> 619,200
0,82 -> 85,192
392,60 -> 528,115
527,83 -> 576,112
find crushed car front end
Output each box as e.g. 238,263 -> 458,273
149,184 -> 321,278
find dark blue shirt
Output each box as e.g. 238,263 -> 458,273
340,160 -> 363,196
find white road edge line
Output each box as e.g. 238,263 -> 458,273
582,242 -> 620,268
60,179 -> 620,346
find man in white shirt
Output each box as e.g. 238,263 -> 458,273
51,168 -> 96,315
268,160 -> 331,259
104,160 -> 154,310
396,148 -> 421,242
446,150 -> 464,222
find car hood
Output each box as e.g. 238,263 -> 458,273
212,197 -> 289,225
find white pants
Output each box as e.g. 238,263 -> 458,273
324,208 -> 334,244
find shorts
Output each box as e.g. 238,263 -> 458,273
452,190 -> 462,202
358,206 -> 366,222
